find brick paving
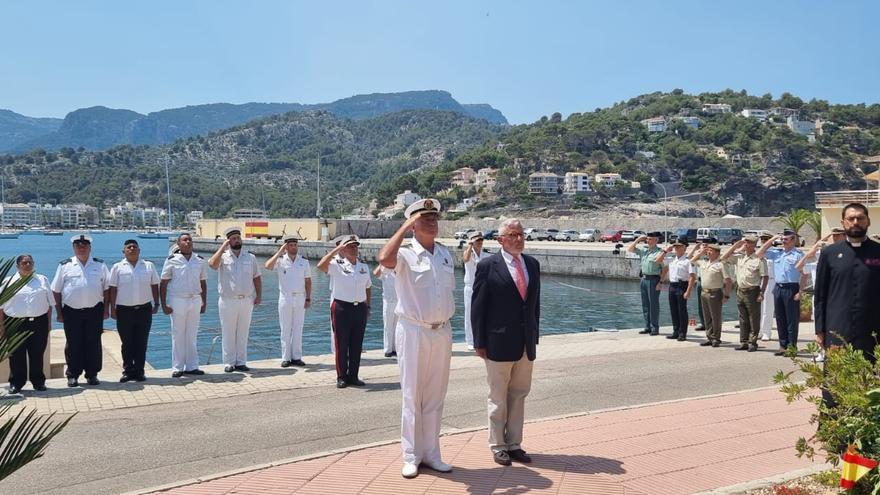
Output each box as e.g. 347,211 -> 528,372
146,386 -> 818,495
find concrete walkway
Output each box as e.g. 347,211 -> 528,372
142,386 -> 819,495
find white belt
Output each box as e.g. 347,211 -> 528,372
282,291 -> 306,296
398,313 -> 448,330
171,294 -> 201,299
222,294 -> 251,299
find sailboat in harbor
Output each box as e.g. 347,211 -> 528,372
138,159 -> 180,239
0,177 -> 20,239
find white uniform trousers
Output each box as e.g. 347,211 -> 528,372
278,294 -> 306,361
396,319 -> 452,465
219,296 -> 253,366
760,277 -> 776,339
463,285 -> 474,348
485,351 -> 533,453
382,296 -> 398,354
169,296 -> 202,372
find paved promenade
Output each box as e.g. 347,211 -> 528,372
144,386 -> 819,495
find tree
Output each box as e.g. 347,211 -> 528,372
0,258 -> 73,480
776,208 -> 812,236
804,209 -> 822,240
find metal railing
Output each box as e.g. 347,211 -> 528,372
815,189 -> 880,208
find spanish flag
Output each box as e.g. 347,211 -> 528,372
841,445 -> 878,489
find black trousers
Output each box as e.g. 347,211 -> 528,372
116,303 -> 152,377
62,303 -> 104,379
7,314 -> 50,389
668,282 -> 689,337
773,283 -> 800,349
330,299 -> 368,381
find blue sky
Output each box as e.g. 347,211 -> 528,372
1,1 -> 877,124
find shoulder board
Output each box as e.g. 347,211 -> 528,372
335,258 -> 345,264
436,241 -> 445,247
167,254 -> 175,259
60,258 -> 71,265
92,257 -> 103,263
196,255 -> 204,259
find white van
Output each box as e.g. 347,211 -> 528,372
696,228 -> 719,244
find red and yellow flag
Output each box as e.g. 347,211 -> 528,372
841,445 -> 878,489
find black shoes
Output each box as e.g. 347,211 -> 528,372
281,360 -> 291,368
346,378 -> 366,387
384,351 -> 397,358
224,365 -> 235,373
508,449 -> 532,463
9,386 -> 22,394
638,329 -> 651,334
186,369 -> 204,376
748,344 -> 758,352
666,334 -> 679,339
493,450 -> 512,466
650,331 -> 659,336
290,359 -> 306,367
735,344 -> 749,351
336,378 -> 347,389
677,336 -> 687,341
695,325 -> 705,331
172,371 -> 185,378
711,341 -> 720,348
700,340 -> 713,347
86,376 -> 100,386
234,365 -> 250,372
773,349 -> 787,356
67,377 -> 78,387
134,375 -> 147,382
120,374 -> 132,383
34,384 -> 47,391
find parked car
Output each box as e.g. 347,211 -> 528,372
600,229 -> 623,242
454,228 -> 479,240
671,228 -> 698,244
524,228 -> 547,241
482,229 -> 499,240
657,230 -> 675,243
545,229 -> 560,240
716,228 -> 744,244
620,230 -> 646,242
578,228 -> 599,242
696,227 -> 719,244
555,229 -> 579,241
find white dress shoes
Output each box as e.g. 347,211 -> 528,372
401,462 -> 419,478
421,459 -> 452,473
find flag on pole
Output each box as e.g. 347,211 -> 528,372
840,445 -> 878,489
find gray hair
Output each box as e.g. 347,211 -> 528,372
498,218 -> 523,236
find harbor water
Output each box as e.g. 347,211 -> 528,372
1,232 -> 740,370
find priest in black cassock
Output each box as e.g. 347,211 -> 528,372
813,202 -> 880,360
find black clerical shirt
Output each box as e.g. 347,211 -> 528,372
814,238 -> 880,355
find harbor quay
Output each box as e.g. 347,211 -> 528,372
4,321 -> 823,495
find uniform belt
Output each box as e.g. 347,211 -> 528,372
641,274 -> 661,279
669,281 -> 689,286
737,286 -> 761,291
334,299 -> 366,306
171,294 -> 201,299
223,294 -> 251,299
117,303 -> 152,310
701,288 -> 722,293
283,291 -> 306,296
398,313 -> 448,330
9,315 -> 44,321
777,282 -> 799,287
63,303 -> 102,311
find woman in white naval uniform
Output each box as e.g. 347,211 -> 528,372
160,233 -> 208,377
462,230 -> 485,350
373,264 -> 398,358
208,227 -> 262,373
265,235 -> 312,368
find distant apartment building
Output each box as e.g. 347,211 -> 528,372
769,107 -> 799,119
787,116 -> 816,137
701,103 -> 732,114
451,167 -> 476,187
741,108 -> 768,121
563,172 -> 593,195
394,190 -> 422,208
640,117 -> 667,133
594,173 -> 624,188
42,204 -> 98,228
630,181 -> 641,190
0,203 -> 35,226
474,168 -> 498,190
673,116 -> 701,129
528,172 -> 561,195
186,210 -> 204,225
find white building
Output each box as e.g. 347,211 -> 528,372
563,172 -> 592,195
674,116 -> 701,129
787,116 -> 816,137
0,203 -> 35,227
702,103 -> 732,114
769,107 -> 799,119
594,173 -> 624,188
640,117 -> 667,133
186,210 -> 204,224
394,190 -> 422,208
741,109 -> 768,121
528,172 -> 561,195
451,167 -> 476,187
475,168 -> 497,190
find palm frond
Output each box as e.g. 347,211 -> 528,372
0,259 -> 31,308
0,405 -> 75,481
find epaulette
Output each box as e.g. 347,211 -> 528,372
59,258 -> 71,265
167,254 -> 175,259
436,241 -> 445,247
335,258 -> 345,264
196,254 -> 203,259
92,257 -> 103,263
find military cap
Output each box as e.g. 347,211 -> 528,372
781,229 -> 798,237
742,235 -> 758,243
282,234 -> 299,244
70,233 -> 93,244
671,240 -> 687,247
646,231 -> 661,238
334,234 -> 360,247
758,232 -> 772,239
223,226 -> 242,238
468,230 -> 483,241
705,244 -> 722,251
404,198 -> 441,219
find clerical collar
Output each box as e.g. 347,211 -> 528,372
847,237 -> 865,247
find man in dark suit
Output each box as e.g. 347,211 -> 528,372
471,218 -> 540,466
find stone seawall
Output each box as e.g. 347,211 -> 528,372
191,238 -> 642,280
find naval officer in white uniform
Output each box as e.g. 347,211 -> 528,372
373,264 -> 398,358
462,229 -> 485,350
51,233 -> 110,387
265,235 -> 312,367
378,198 -> 455,479
160,233 -> 208,377
208,226 -> 262,373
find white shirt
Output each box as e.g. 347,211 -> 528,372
1,273 -> 53,318
51,256 -> 110,309
500,248 -> 529,286
161,253 -> 207,298
666,255 -> 695,283
109,259 -> 160,306
378,266 -> 397,302
273,254 -> 311,294
215,249 -> 260,298
327,257 -> 372,303
394,238 -> 455,323
463,248 -> 484,286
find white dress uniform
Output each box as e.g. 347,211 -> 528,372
394,237 -> 456,466
273,253 -> 311,362
161,253 -> 207,372
109,258 -> 160,378
216,249 -> 261,367
759,243 -> 776,340
463,247 -> 484,349
377,266 -> 398,354
2,272 -> 54,390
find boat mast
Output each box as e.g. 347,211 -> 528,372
315,155 -> 322,218
164,158 -> 173,230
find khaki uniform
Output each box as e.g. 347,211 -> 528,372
695,259 -> 730,343
733,254 -> 767,345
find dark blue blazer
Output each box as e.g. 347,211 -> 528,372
470,251 -> 540,361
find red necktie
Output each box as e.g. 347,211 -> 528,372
513,256 -> 527,300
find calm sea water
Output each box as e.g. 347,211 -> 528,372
1,232 -> 740,369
